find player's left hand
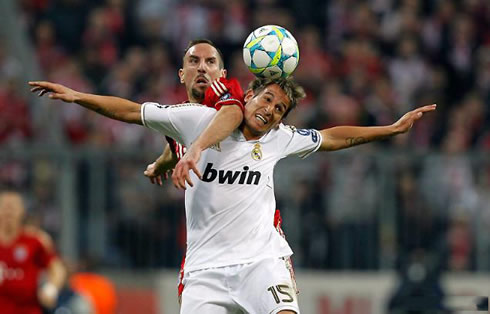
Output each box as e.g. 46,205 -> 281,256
172,146 -> 202,190
392,104 -> 437,134
144,162 -> 167,186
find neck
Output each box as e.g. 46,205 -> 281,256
0,225 -> 21,245
240,123 -> 262,141
188,93 -> 204,104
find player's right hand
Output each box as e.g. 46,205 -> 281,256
28,81 -> 79,103
172,146 -> 202,190
144,162 -> 167,186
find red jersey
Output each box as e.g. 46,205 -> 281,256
0,229 -> 56,314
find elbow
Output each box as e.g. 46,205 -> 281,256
226,105 -> 244,126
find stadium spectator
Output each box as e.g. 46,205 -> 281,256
0,79 -> 32,145
0,189 -> 66,314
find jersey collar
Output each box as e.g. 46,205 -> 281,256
231,123 -> 284,143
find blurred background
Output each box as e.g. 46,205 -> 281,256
1,0 -> 490,313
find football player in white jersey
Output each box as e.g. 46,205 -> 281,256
29,77 -> 436,313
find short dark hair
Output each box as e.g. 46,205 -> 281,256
247,76 -> 306,117
183,39 -> 225,69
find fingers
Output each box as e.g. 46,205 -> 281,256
172,164 -> 187,190
30,86 -> 52,97
190,163 -> 202,180
147,175 -> 163,186
30,86 -> 46,93
411,104 -> 437,120
144,169 -> 154,184
415,104 -> 437,113
29,81 -> 65,99
28,81 -> 56,90
183,171 -> 194,188
172,159 -> 202,190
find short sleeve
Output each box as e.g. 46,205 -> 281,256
34,237 -> 56,268
280,126 -> 322,158
141,102 -> 215,146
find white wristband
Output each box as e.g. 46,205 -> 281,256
41,282 -> 59,299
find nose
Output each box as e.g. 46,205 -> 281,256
197,60 -> 206,73
263,105 -> 273,117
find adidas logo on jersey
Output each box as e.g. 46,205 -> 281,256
202,163 -> 261,185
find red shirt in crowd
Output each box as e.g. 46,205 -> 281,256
0,228 -> 56,314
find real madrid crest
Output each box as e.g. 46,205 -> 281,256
251,143 -> 262,161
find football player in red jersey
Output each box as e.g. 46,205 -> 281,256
0,189 -> 66,314
143,39 -> 243,187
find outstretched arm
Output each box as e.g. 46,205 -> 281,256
319,104 -> 436,151
29,81 -> 142,124
172,105 -> 243,189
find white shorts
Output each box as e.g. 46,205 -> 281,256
181,257 -> 300,314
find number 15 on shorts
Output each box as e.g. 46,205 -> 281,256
267,284 -> 294,304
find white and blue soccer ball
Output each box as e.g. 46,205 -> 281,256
243,25 -> 299,79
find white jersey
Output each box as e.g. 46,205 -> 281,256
141,102 -> 322,272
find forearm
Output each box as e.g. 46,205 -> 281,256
46,258 -> 66,289
74,92 -> 142,124
155,144 -> 178,172
191,105 -> 243,151
320,125 -> 397,151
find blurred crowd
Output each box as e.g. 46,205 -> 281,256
1,0 -> 490,272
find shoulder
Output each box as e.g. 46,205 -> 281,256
280,124 -> 320,139
23,226 -> 54,251
142,102 -> 216,121
273,124 -> 305,139
143,102 -> 211,111
278,124 -> 297,135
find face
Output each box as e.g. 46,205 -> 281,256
179,43 -> 227,102
242,84 -> 291,140
0,192 -> 25,231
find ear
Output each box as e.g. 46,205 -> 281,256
244,89 -> 255,104
221,69 -> 227,78
178,68 -> 184,83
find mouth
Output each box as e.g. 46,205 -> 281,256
195,76 -> 209,87
255,114 -> 268,125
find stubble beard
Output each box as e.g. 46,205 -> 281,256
191,87 -> 205,103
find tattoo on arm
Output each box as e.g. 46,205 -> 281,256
346,137 -> 367,146
346,135 -> 391,147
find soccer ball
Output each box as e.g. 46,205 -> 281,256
243,25 -> 299,79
